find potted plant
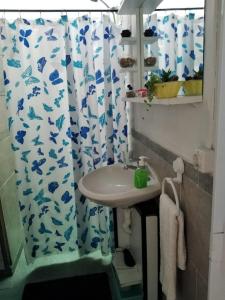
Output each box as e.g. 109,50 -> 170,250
145,73 -> 161,104
145,69 -> 183,105
183,67 -> 203,96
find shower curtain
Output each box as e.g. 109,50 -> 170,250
0,15 -> 127,262
145,13 -> 204,79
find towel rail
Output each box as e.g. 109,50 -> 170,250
172,157 -> 184,184
162,177 -> 180,214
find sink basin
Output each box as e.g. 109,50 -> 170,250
78,163 -> 161,208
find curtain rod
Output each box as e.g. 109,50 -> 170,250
0,9 -> 118,13
0,7 -> 204,14
155,7 -> 204,11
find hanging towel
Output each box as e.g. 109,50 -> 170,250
159,193 -> 186,300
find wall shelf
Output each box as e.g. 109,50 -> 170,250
119,0 -> 146,14
122,95 -> 203,105
120,67 -> 138,73
142,0 -> 163,14
143,36 -> 159,44
119,37 -> 137,45
120,36 -> 158,45
118,0 -> 163,15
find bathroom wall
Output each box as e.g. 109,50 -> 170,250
130,2 -> 218,298
133,103 -> 210,163
129,1 -> 220,299
132,130 -> 212,300
0,57 -> 24,275
0,245 -> 5,271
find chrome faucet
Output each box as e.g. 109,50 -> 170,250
122,151 -> 138,170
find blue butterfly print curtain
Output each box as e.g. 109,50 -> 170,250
145,13 -> 204,79
1,15 -> 127,262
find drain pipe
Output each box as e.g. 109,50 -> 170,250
122,208 -> 132,234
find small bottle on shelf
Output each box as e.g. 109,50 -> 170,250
126,84 -> 136,98
121,29 -> 132,38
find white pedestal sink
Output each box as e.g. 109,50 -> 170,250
78,162 -> 161,208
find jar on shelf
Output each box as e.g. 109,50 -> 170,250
126,84 -> 136,98
121,29 -> 132,37
144,57 -> 157,67
119,57 -> 136,68
144,28 -> 154,37
136,88 -> 148,97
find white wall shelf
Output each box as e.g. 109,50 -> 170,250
119,0 -> 146,15
142,0 -> 163,14
119,0 -> 163,15
122,96 -> 203,105
140,7 -> 160,86
120,67 -> 138,73
120,36 -> 158,45
119,37 -> 137,45
143,36 -> 159,44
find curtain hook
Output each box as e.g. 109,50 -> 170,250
2,10 -> 5,24
19,10 -> 22,23
63,10 -> 67,21
66,10 -> 69,23
39,11 -> 42,19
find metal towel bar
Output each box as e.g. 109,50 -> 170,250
162,177 -> 180,214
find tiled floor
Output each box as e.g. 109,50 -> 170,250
0,249 -> 113,300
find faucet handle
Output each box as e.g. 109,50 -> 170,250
139,155 -> 150,161
122,151 -> 127,163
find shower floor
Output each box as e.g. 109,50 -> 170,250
22,272 -> 112,300
0,250 -> 112,300
0,249 -> 143,300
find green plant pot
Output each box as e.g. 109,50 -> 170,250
183,80 -> 203,96
154,81 -> 183,99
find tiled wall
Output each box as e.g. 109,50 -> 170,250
0,89 -> 24,274
0,245 -> 4,270
132,130 -> 212,300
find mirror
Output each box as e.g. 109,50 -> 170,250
143,0 -> 205,97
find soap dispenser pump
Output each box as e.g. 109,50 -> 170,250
134,157 -> 149,188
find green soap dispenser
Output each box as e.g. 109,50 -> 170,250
134,157 -> 149,188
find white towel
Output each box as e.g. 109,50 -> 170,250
160,193 -> 186,300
